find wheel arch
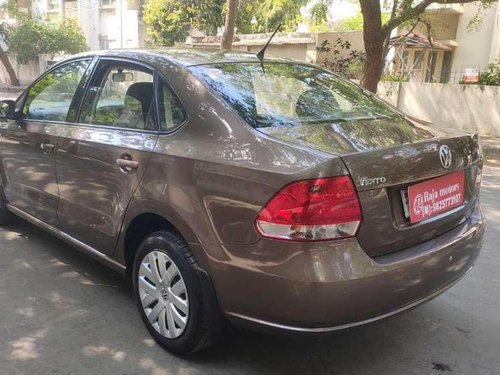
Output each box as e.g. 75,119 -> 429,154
115,204 -> 206,275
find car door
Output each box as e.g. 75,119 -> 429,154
0,58 -> 93,226
55,59 -> 160,255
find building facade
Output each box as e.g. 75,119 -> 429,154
392,2 -> 500,83
27,0 -> 145,50
0,0 -> 146,85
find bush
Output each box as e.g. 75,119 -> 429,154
459,62 -> 500,86
316,38 -> 365,79
382,74 -> 409,82
478,62 -> 500,86
7,18 -> 88,64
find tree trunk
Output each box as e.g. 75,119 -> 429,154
359,0 -> 386,93
0,45 -> 19,87
221,0 -> 237,50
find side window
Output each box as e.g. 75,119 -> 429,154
158,78 -> 186,132
23,59 -> 91,121
81,66 -> 155,131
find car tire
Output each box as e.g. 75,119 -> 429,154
0,186 -> 13,226
132,230 -> 223,355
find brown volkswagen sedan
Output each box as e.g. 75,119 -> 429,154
0,49 -> 485,354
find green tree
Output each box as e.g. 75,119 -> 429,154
316,38 -> 365,79
359,0 -> 495,93
478,61 -> 500,86
7,18 -> 87,65
143,0 -> 224,46
0,23 -> 19,86
310,1 -> 330,24
143,0 -> 307,46
236,0 -> 308,34
306,0 -> 333,32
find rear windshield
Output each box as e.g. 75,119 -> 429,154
190,62 -> 398,128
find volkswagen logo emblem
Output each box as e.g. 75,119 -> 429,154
439,145 -> 452,169
160,287 -> 169,301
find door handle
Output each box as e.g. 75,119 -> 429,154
40,143 -> 55,153
116,157 -> 139,171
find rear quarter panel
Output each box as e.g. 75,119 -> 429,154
113,65 -> 348,269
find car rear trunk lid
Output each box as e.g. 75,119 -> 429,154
341,134 -> 482,257
260,118 -> 483,257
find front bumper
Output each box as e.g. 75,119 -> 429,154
198,203 -> 485,334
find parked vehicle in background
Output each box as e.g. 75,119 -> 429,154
0,49 -> 485,355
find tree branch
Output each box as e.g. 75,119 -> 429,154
389,17 -> 421,49
383,0 -> 493,34
384,0 -> 433,33
390,0 -> 399,20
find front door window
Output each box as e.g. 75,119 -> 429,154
23,59 -> 91,122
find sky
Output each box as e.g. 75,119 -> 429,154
326,0 -> 360,22
298,0 -> 360,32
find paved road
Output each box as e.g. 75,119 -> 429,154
0,166 -> 499,375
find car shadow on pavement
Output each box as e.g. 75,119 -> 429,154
0,219 -> 416,374
0,218 -> 460,375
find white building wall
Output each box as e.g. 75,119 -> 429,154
79,0 -> 100,50
123,10 -> 139,48
99,10 -> 119,48
378,81 -> 500,137
452,2 -> 499,72
31,0 -> 141,50
488,3 -> 500,63
99,4 -> 140,49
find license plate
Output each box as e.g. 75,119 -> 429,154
407,171 -> 465,223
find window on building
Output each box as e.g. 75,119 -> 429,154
396,49 -> 409,74
413,50 -> 424,70
440,51 -> 454,83
47,0 -> 59,11
426,51 -> 438,82
99,0 -> 116,7
99,35 -> 115,50
401,50 -> 409,67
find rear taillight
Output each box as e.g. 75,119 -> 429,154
255,176 -> 362,241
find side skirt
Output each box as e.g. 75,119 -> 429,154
7,204 -> 126,274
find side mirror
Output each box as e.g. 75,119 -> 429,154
0,100 -> 16,119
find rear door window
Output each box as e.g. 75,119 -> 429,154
80,64 -> 156,131
157,77 -> 186,132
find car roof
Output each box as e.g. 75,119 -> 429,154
69,48 -> 294,68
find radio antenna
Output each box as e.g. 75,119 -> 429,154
256,24 -> 281,72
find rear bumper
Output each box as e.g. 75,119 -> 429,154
200,203 -> 486,334
226,269 -> 469,334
